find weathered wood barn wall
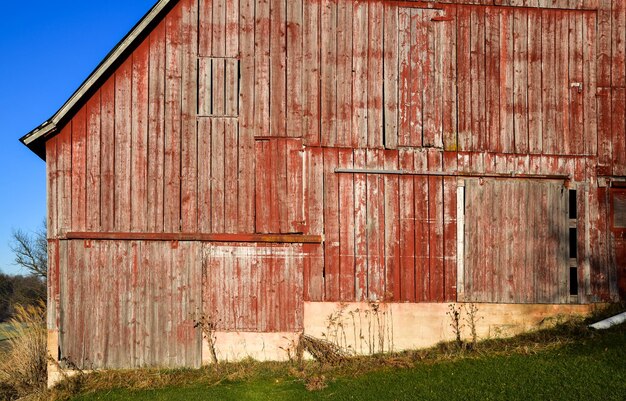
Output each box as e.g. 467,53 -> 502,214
20,0 -> 626,373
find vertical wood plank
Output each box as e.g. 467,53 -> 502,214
305,148 -> 325,300
499,8 -> 514,153
303,0 -> 320,146
366,149 -> 384,300
225,0 -> 239,57
100,79 -> 115,232
47,137 -> 58,238
224,120 -> 239,232
198,0 -> 213,56
443,176 -> 457,302
85,93 -> 101,231
114,60 -> 133,232
353,149 -> 368,300
287,0 -> 304,139
413,150 -> 429,301
398,6 -> 411,147
147,23 -> 166,233
471,7 -> 487,151
441,7 -> 458,152
399,149 -> 415,301
527,9 -> 543,154
569,12 -> 585,156
212,0 -> 226,56
368,1 -> 384,148
338,149 -> 355,301
131,41 -> 150,233
428,150 -> 444,302
255,0 -> 271,136
198,119 -> 212,233
383,150 -> 400,300
238,0 -> 256,232
276,139 -> 289,233
287,139 -> 304,233
71,109 -> 87,232
352,1 -> 368,148
541,10 -> 557,154
611,88 -> 626,176
597,0 -> 612,88
423,9 -> 443,148
164,7 -> 183,232
211,119 -> 226,232
180,0 -> 198,233
383,4 -> 398,149
336,0 -> 353,147
583,12 -> 598,156
612,0 -> 626,88
485,7 -> 501,153
324,148 -> 340,301
410,9 -> 425,147
320,0 -> 337,146
457,6 -> 472,151
555,14 -> 570,155
270,0 -> 287,137
513,9 -> 529,154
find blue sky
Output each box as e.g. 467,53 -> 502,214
0,1 -> 157,275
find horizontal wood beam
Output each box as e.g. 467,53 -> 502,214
334,168 -> 569,180
64,232 -> 323,244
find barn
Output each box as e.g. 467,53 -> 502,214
20,0 -> 626,383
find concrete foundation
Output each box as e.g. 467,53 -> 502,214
49,301 -> 596,385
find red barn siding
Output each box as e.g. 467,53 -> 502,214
40,0 -> 626,370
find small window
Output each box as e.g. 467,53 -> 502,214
613,191 -> 626,229
198,57 -> 240,117
569,227 -> 577,259
569,189 -> 577,219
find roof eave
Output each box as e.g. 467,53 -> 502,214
20,0 -> 178,160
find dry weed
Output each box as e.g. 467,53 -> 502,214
0,302 -> 47,401
304,375 -> 327,391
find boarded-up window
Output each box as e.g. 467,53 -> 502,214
203,244 -> 303,332
613,190 -> 626,229
463,179 -> 569,304
198,57 -> 240,117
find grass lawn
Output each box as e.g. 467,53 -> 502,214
64,322 -> 626,401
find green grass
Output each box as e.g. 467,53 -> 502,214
62,322 -> 626,401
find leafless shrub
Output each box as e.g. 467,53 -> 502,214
194,314 -> 219,364
447,304 -> 464,349
464,303 -> 483,348
0,302 -> 47,400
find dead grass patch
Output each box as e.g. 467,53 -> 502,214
0,302 -> 47,401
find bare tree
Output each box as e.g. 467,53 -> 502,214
10,221 -> 47,280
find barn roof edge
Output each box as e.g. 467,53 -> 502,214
19,0 -> 179,160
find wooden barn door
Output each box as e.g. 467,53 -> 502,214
202,244 -> 304,332
461,179 -> 570,303
58,240 -> 202,369
610,188 -> 626,299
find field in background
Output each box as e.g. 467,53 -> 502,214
0,322 -> 17,352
